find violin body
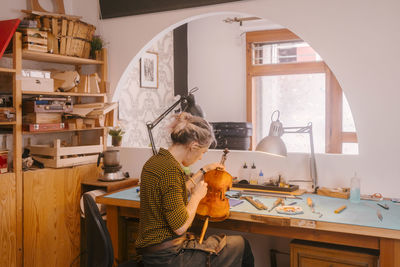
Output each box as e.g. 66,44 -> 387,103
196,168 -> 232,222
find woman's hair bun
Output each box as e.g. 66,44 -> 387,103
169,112 -> 215,147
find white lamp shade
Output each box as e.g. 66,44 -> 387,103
255,135 -> 287,157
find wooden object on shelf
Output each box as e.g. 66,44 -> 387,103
83,118 -> 95,128
77,73 -> 88,93
64,118 -> 83,130
21,10 -> 95,58
28,138 -> 103,168
22,112 -> 62,123
20,28 -> 48,52
23,122 -> 66,132
87,102 -> 117,118
30,0 -> 66,14
290,239 -> 378,267
59,19 -> 68,55
317,187 -> 350,199
88,73 -> 101,93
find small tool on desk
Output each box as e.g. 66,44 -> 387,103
377,203 -> 389,210
307,197 -> 323,218
269,198 -> 284,212
364,202 -> 384,221
241,196 -> 268,210
241,190 -> 302,199
334,205 -> 347,214
377,210 -> 383,221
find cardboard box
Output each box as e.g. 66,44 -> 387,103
21,77 -> 54,92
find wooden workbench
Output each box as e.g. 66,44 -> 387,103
97,187 -> 400,266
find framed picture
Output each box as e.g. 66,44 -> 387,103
140,51 -> 158,88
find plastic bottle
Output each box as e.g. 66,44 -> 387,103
350,172 -> 360,203
258,170 -> 265,185
238,162 -> 249,182
250,163 -> 258,185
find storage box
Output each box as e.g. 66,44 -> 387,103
23,97 -> 72,113
23,123 -> 66,132
210,122 -> 253,150
64,118 -> 83,130
21,77 -> 54,92
22,69 -> 51,79
21,28 -> 47,52
23,113 -> 62,124
28,138 -> 103,168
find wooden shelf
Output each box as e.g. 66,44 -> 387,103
0,172 -> 15,176
22,127 -> 105,135
0,121 -> 16,125
20,50 -> 103,65
22,91 -> 106,97
0,107 -> 16,112
0,67 -> 16,73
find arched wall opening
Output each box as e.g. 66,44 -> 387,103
112,12 -> 357,156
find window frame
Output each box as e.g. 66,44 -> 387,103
246,29 -> 357,153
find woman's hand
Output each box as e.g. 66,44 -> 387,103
191,180 -> 208,200
202,162 -> 225,172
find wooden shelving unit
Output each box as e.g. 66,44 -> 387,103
22,91 -> 106,97
22,126 -> 104,134
0,31 -> 111,267
0,67 -> 16,73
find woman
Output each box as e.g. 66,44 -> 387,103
135,112 -> 254,267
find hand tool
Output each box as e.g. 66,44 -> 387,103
268,198 -> 284,212
334,205 -> 347,214
307,197 -> 322,218
364,202 -> 384,221
377,203 -> 389,210
377,210 -> 383,221
242,190 -> 302,199
241,196 -> 268,210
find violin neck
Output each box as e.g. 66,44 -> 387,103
219,148 -> 229,166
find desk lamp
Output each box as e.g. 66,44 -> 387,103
146,87 -> 204,155
256,110 -> 318,192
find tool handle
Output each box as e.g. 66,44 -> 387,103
334,205 -> 347,214
199,217 -> 209,244
241,196 -> 267,210
307,197 -> 313,207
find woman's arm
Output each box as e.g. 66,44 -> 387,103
185,162 -> 225,192
175,180 -> 207,235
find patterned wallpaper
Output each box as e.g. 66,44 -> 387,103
116,31 -> 175,148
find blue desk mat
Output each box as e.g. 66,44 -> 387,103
105,187 -> 400,231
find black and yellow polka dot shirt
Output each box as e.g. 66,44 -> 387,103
135,148 -> 188,249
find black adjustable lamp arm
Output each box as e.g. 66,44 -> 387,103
146,87 -> 200,155
146,96 -> 187,155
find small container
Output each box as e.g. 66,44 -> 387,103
350,172 -> 360,203
249,163 -> 258,185
258,170 -> 265,185
238,162 -> 249,182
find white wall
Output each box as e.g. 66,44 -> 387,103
71,0 -> 400,198
188,14 -> 247,122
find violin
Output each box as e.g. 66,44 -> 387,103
196,149 -> 232,243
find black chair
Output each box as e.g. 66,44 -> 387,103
83,193 -> 138,267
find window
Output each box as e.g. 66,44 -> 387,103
246,29 -> 357,154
